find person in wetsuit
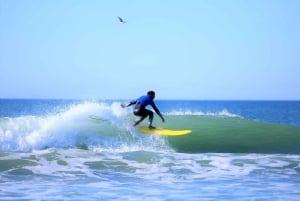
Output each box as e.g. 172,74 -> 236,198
121,90 -> 165,129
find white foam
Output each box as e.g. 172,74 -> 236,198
1,149 -> 300,200
0,101 -> 172,152
0,102 -> 131,151
166,109 -> 240,118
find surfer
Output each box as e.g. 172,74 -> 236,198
121,90 -> 165,129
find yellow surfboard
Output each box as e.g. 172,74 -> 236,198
138,126 -> 192,136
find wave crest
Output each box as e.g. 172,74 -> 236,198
166,109 -> 240,118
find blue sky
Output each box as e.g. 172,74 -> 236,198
0,0 -> 299,100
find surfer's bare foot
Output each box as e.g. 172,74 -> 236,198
148,125 -> 156,129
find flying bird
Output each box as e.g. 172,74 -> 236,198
118,16 -> 126,24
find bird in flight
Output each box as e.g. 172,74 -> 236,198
118,16 -> 126,24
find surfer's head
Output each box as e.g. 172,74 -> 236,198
147,90 -> 155,99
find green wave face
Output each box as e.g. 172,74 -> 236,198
165,115 -> 300,154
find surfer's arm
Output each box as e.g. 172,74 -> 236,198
152,104 -> 165,123
121,100 -> 136,108
158,113 -> 165,123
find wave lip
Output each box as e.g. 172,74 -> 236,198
166,109 -> 240,118
0,102 -> 171,152
0,102 -> 125,151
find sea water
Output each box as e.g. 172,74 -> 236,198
0,100 -> 300,200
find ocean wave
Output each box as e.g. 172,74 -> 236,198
0,102 -> 169,152
1,101 -> 300,154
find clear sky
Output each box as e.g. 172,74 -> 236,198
0,0 -> 299,100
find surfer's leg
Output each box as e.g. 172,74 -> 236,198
133,109 -> 154,128
133,109 -> 148,126
133,115 -> 147,126
146,110 -> 155,129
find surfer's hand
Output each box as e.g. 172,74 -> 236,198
120,104 -> 126,108
161,116 -> 165,123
